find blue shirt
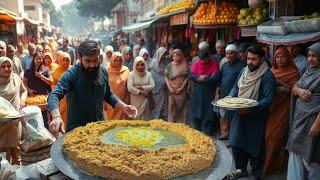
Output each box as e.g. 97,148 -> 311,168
294,54 -> 308,77
219,59 -> 246,98
22,54 -> 33,71
48,64 -> 119,131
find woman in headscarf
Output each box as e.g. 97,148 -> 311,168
139,48 -> 152,70
43,52 -> 58,73
287,42 -> 320,180
123,47 -> 134,71
0,57 -> 27,164
23,52 -> 53,128
103,45 -> 114,67
127,57 -> 155,120
263,47 -> 299,175
55,50 -> 64,64
104,52 -> 130,120
165,49 -> 189,123
52,52 -> 72,128
189,49 -> 220,135
44,45 -> 53,54
133,44 -> 141,59
150,47 -> 171,120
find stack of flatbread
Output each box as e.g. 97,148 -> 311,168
216,97 -> 257,109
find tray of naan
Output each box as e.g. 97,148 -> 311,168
212,97 -> 259,111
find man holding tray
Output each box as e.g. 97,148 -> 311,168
227,45 -> 276,179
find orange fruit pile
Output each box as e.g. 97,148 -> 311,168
157,0 -> 195,15
25,95 -> 48,105
193,2 -> 239,25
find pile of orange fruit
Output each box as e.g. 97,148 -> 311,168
193,2 -> 239,25
157,0 -> 195,15
25,95 -> 48,105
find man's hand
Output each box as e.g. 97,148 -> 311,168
123,105 -> 137,119
298,89 -> 311,102
197,75 -> 206,82
49,117 -> 65,138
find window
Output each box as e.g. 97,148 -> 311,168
24,5 -> 36,11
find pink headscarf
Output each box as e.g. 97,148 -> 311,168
191,58 -> 219,76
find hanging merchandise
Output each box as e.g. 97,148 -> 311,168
248,0 -> 264,8
207,29 -> 216,42
190,26 -> 197,44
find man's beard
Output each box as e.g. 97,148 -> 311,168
248,64 -> 260,72
80,63 -> 99,84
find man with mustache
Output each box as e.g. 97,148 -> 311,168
48,40 -> 136,137
227,45 -> 276,179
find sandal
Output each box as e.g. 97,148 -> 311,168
226,169 -> 248,180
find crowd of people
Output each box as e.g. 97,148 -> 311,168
0,35 -> 319,180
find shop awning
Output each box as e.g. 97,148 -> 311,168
122,19 -> 158,33
23,17 -> 39,25
108,28 -> 122,37
0,8 -> 18,23
257,31 -> 320,45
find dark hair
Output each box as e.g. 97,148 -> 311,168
78,40 -> 99,57
247,45 -> 265,58
198,49 -> 210,59
276,45 -> 286,50
238,42 -> 250,53
29,52 -> 44,72
63,37 -> 69,43
169,43 -> 179,50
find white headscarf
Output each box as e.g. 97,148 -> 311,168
133,56 -> 147,77
139,48 -> 151,69
133,44 -> 141,58
103,45 -> 114,66
104,45 -> 114,54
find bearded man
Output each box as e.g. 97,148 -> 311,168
48,40 -> 136,137
227,45 -> 276,179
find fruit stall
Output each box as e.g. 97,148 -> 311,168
192,1 -> 238,28
0,8 -> 19,45
156,0 -> 196,17
189,1 -> 242,45
237,7 -> 269,37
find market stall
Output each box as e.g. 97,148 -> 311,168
0,8 -> 19,45
21,17 -> 39,45
256,14 -> 320,45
